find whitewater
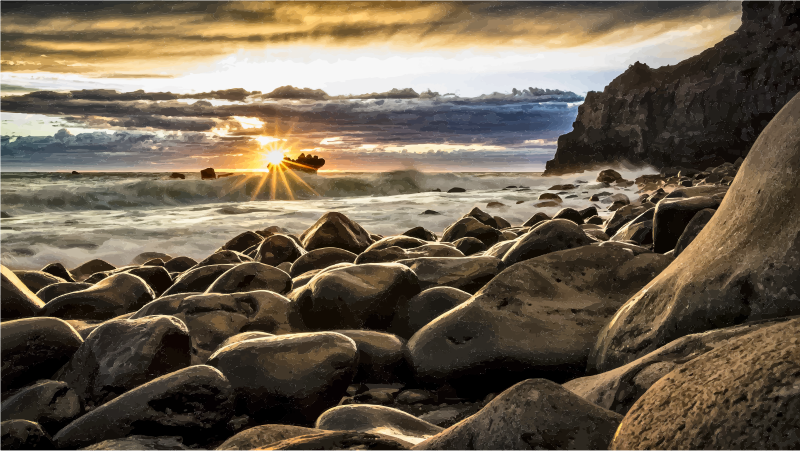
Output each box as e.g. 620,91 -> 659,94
0,169 -> 653,270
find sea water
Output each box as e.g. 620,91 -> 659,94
0,168 -> 655,270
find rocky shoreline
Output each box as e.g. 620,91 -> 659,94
3,96 -> 800,449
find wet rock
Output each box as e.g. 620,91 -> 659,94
396,256 -> 503,295
291,263 -> 420,330
160,264 -> 236,297
215,331 -> 274,352
564,317 -> 794,415
462,207 -> 497,228
163,256 -> 197,273
201,167 -> 217,179
290,247 -> 358,278
318,405 -> 442,445
355,247 -> 408,265
1,265 -> 46,320
122,266 -> 173,297
396,389 -> 435,405
13,271 -> 65,293
365,236 -> 429,252
447,187 -> 466,193
132,291 -> 301,364
493,216 -> 511,229
216,425 -> 318,450
130,252 -> 173,265
300,212 -> 374,254
262,430 -> 411,450
194,250 -> 252,268
611,319 -> 800,450
1,420 -> 53,450
33,279 -> 81,300
548,184 -> 576,190
207,332 -> 358,424
255,234 -> 306,266
82,435 -> 189,450
502,219 -> 592,266
205,262 -> 292,295
416,406 -> 475,429
421,210 -> 441,215
0,380 -> 81,435
52,365 -> 234,449
538,193 -> 562,202
221,231 -> 264,253
673,208 -> 716,257
402,227 -> 437,242
486,201 -> 506,208
584,228 -> 611,242
552,207 -> 584,225
40,263 -> 76,283
291,262 -> 353,289
521,212 -> 550,228
404,244 -> 464,259
54,315 -> 192,408
440,217 -> 502,247
143,258 -> 165,267
652,196 -> 720,253
596,169 -> 623,184
595,241 -> 654,255
40,273 -> 155,321
70,259 -> 116,281
610,220 -> 653,245
585,215 -> 604,225
388,287 -> 472,340
602,204 -> 650,237
452,237 -> 486,256
414,379 -> 621,450
333,330 -> 409,383
408,246 -> 673,394
483,239 -> 517,259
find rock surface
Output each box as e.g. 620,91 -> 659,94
1,265 -> 45,320
255,234 -> 306,267
300,212 -> 374,254
40,273 -> 155,320
0,380 -> 81,435
501,219 -> 592,266
290,248 -> 358,278
395,256 -> 503,294
261,431 -> 411,450
1,420 -> 53,450
204,262 -> 292,295
160,264 -> 236,297
82,435 -> 189,450
440,217 -> 502,247
36,282 -> 101,304
388,287 -> 472,340
317,405 -> 442,445
332,330 -> 410,383
216,425 -> 318,450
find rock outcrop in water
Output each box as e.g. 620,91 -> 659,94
283,153 -> 325,173
544,1 -> 800,175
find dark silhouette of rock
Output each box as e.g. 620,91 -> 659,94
71,170 -> 79,174
421,210 -> 442,215
611,318 -> 800,449
160,264 -> 236,297
365,236 -> 429,253
40,273 -> 155,321
70,259 -> 116,281
130,252 -> 173,265
332,330 -> 409,384
205,262 -> 292,295
220,231 -> 263,253
82,435 -> 189,450
40,263 -> 75,283
283,153 -> 326,173
522,212 -> 550,228
163,256 -> 197,273
591,92 -> 800,373
544,2 -> 800,174
441,217 -> 502,247
169,172 -> 186,179
552,207 -> 584,225
52,366 -> 234,449
413,379 -> 622,450
290,247 -> 358,278
12,271 -> 65,293
300,212 -> 373,254
673,208 -> 716,257
1,420 -> 53,450
1,318 -> 83,393
1,265 -> 45,320
216,425 -> 318,450
452,237 -> 486,256
318,405 -> 442,444
194,250 -> 252,268
652,196 -> 720,253
207,332 -> 357,424
255,234 -> 306,266
0,380 -> 81,435
447,187 -> 466,193
596,169 -> 623,183
402,227 -> 437,241
291,263 -> 353,290
388,287 -> 472,340
262,430 -> 411,450
201,167 -> 217,179
396,256 -> 503,295
355,246 -> 409,265
502,219 -> 592,266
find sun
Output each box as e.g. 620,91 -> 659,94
263,149 -> 286,166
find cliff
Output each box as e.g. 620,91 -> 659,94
544,1 -> 800,175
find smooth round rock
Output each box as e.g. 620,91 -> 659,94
452,237 -> 486,256
160,264 -> 236,297
673,208 -> 716,257
163,256 -> 197,273
290,248 -> 358,278
81,435 -> 189,450
1,265 -> 45,320
395,257 -> 503,294
13,271 -> 66,293
300,212 -> 374,254
205,262 -> 292,295
35,282 -> 92,303
388,287 -> 472,340
221,231 -> 264,253
365,236 -> 429,253
290,262 -> 353,290
40,263 -> 76,283
1,420 -> 53,450
0,380 -> 81,435
552,207 -> 584,225
355,247 -> 409,265
317,405 -> 442,445
40,273 -> 155,321
255,234 -> 306,266
216,425 -> 318,450
502,219 -> 592,266
402,227 -> 437,242
522,212 -> 550,228
332,330 -> 410,383
440,217 -> 501,247
70,259 -> 116,281
194,250 -> 251,268
130,252 -> 173,265
652,196 -> 720,253
261,431 -> 411,450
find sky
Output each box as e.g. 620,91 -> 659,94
0,1 -> 743,172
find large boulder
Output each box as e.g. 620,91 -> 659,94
216,425 -> 319,450
289,248 -> 357,278
365,236 -> 429,252
501,219 -> 592,266
163,256 -> 197,273
300,212 -> 373,254
131,291 -> 301,364
317,405 -> 442,445
652,196 -> 720,253
160,264 -> 236,297
291,263 -> 353,290
1,420 -> 53,450
413,379 -> 622,450
440,217 -> 502,247
1,265 -> 45,320
402,227 -> 437,242
221,231 -> 264,253
552,207 -> 584,225
39,273 -> 155,321
204,262 -> 292,295
207,332 -> 358,424
290,263 -> 420,331
40,263 -> 75,283
332,330 -> 410,383
53,315 -> 192,408
388,287 -> 472,340
611,318 -> 800,449
70,259 -> 115,281
591,94 -> 800,372
451,237 -> 486,256
1,318 -> 83,393
52,366 -> 234,449
0,380 -> 81,435
522,212 -> 550,228
255,234 -> 306,266
602,205 -> 650,237
12,271 -> 65,293
395,257 -> 504,294
120,266 -> 173,297
194,250 -> 251,268
564,317 -> 795,415
673,208 -> 716,257
408,246 -> 673,394
355,246 -> 410,265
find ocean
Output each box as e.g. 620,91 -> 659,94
0,168 -> 654,270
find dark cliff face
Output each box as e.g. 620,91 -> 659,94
544,1 -> 800,175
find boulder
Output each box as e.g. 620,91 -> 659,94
1,420 -> 53,450
396,389 -> 435,405
537,193 -> 562,202
53,315 -> 192,408
447,187 -> 465,193
421,210 -> 441,215
365,236 -> 429,252
402,227 -> 437,242
255,234 -> 306,266
404,244 -> 464,259
261,431 -> 411,450
291,262 -> 353,290
596,169 -> 623,183
564,317 -> 795,415
194,250 -> 251,268
291,263 -> 420,331
408,246 -> 673,394
548,184 -> 576,190
130,252 -> 173,265
673,208 -> 716,257
483,239 -> 517,259
552,207 -> 584,225
39,273 -> 155,321
221,231 -> 264,253
317,405 -> 443,445
122,266 -> 173,297
40,263 -> 75,283
413,379 -> 621,450
395,256 -> 504,294
204,262 -> 292,295
584,228 -> 611,242
300,212 -> 373,254
451,237 -> 486,256
652,196 -> 720,253
0,380 -> 81,435
163,256 -> 197,273
602,205 -> 650,237
207,332 -> 358,424
462,207 -> 497,228
579,206 -> 599,219
82,435 -> 189,450
590,93 -> 800,372
388,287 -> 472,340
332,330 -> 409,383
290,247 -> 358,278
355,246 -> 408,265
36,282 -> 92,304
52,366 -> 234,449
585,215 -> 604,225
501,219 -> 592,266
522,212 -> 550,228
216,425 -> 319,450
70,259 -> 116,281
214,331 -> 274,352
1,265 -> 45,320
493,216 -> 511,229
131,291 -> 301,364
160,264 -> 236,297
440,217 -> 502,247
611,319 -> 800,449
201,167 -> 217,179
1,318 -> 83,393
610,220 -> 653,245
65,312 -> 135,340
